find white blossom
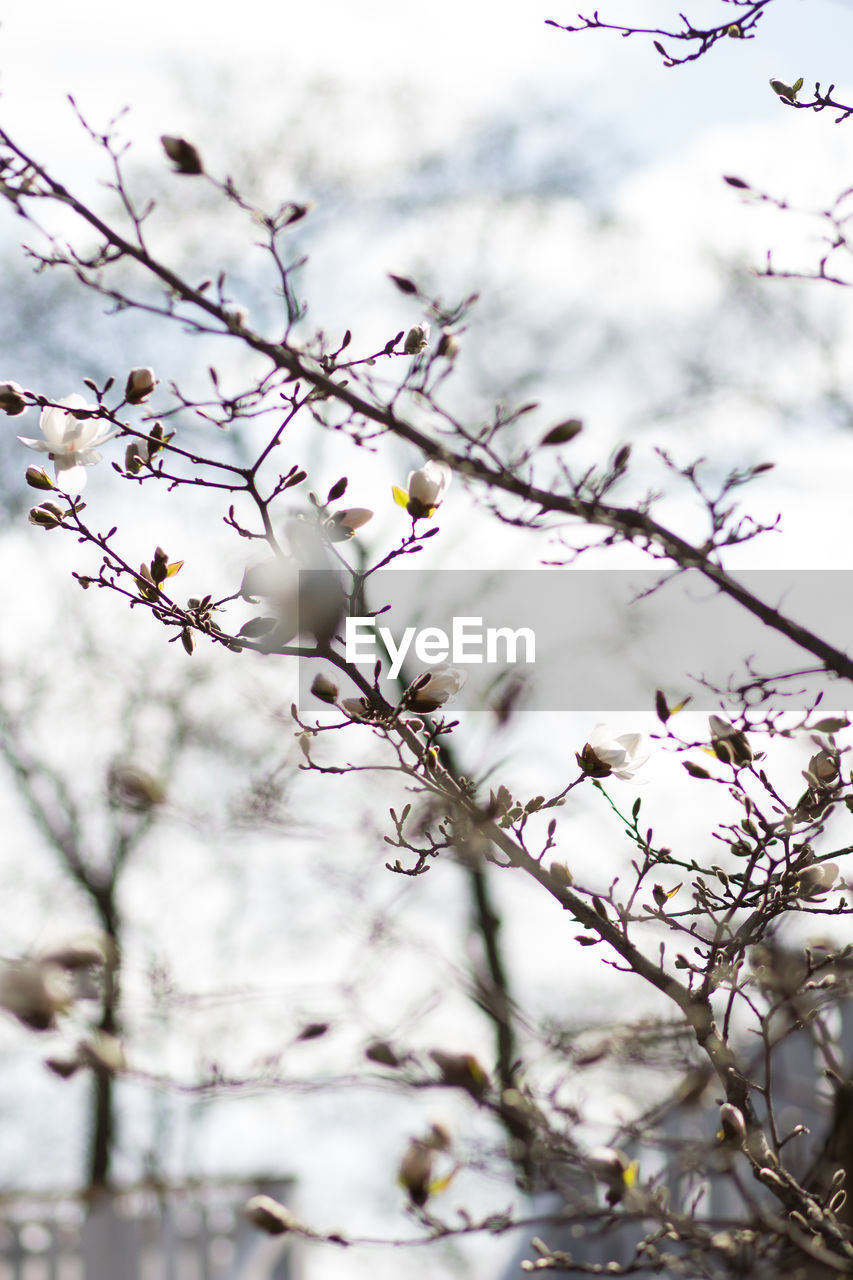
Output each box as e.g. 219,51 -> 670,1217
580,726 -> 648,780
18,394 -> 115,493
408,665 -> 465,712
394,459 -> 452,519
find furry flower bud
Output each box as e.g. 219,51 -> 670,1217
125,367 -> 157,405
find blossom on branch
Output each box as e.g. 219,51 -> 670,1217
18,394 -> 115,493
406,665 -> 465,712
393,459 -> 452,520
577,726 -> 648,780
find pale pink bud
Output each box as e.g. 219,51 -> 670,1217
125,367 -> 157,405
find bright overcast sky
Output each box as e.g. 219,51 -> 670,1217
4,0 -> 853,575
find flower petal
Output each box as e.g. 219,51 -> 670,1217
53,458 -> 87,492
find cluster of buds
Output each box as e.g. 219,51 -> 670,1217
125,421 -> 170,475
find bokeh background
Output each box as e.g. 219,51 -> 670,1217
1,3 -> 853,1277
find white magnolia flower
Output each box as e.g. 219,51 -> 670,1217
408,665 -> 466,712
394,459 -> 452,519
579,725 -> 648,780
325,507 -> 374,542
18,394 -> 115,493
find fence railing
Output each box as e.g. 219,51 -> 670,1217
0,1178 -> 297,1280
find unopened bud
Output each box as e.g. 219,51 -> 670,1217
436,331 -> 460,360
125,367 -> 157,405
404,324 -> 430,355
125,443 -> 146,474
718,1103 -> 747,1146
25,465 -> 54,490
160,135 -> 203,174
244,1195 -> 299,1235
0,380 -> 27,415
341,698 -> 369,720
798,861 -> 839,898
28,502 -> 64,529
326,507 -> 374,541
807,750 -> 839,786
769,77 -> 796,101
311,673 -> 339,704
181,628 -> 195,656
